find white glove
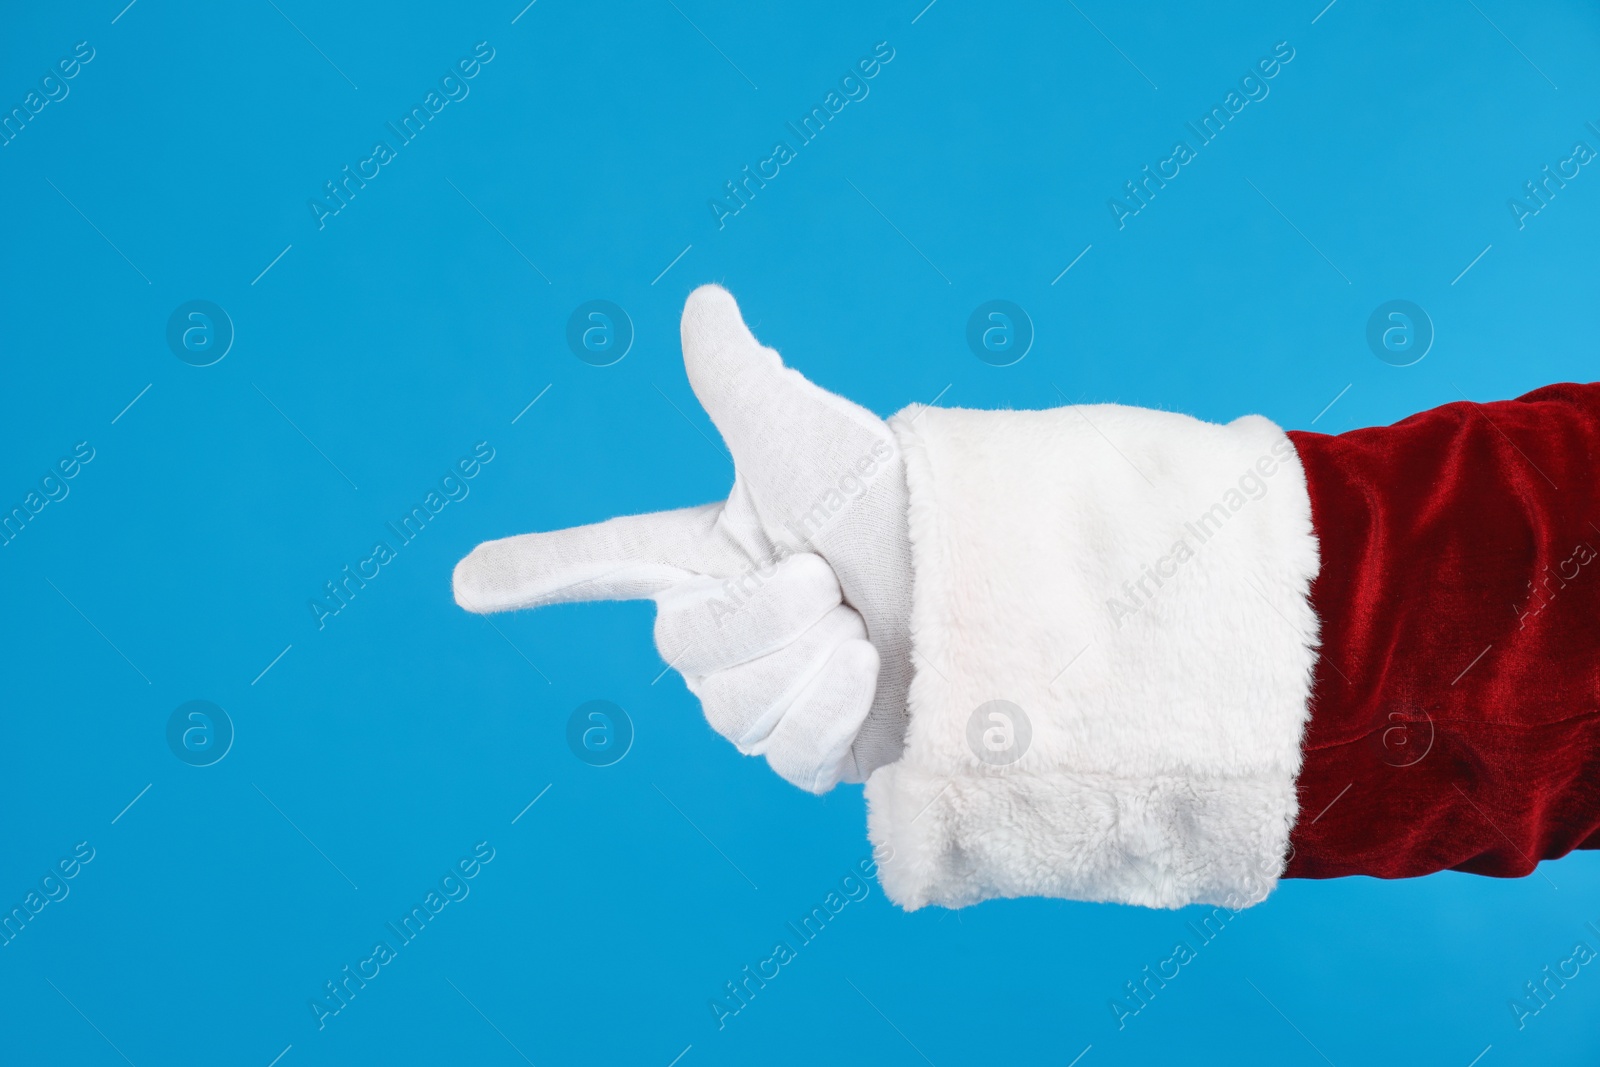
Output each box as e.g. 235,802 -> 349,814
452,285 -> 913,792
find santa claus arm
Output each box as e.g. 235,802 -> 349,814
865,382 -> 1600,910
1284,382 -> 1600,882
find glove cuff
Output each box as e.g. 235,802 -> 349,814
865,402 -> 1321,910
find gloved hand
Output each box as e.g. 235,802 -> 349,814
452,285 -> 913,792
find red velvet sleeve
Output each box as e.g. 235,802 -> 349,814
1283,382 -> 1600,880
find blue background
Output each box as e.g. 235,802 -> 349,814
3,0 -> 1598,1063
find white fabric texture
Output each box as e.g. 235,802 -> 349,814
453,285 -> 914,792
865,402 -> 1322,911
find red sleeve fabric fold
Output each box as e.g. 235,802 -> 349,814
1285,382 -> 1600,880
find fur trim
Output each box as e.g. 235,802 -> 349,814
866,403 -> 1321,910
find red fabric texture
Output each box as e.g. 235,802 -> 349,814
1284,382 -> 1600,881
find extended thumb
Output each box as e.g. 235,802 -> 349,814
679,285 -> 886,474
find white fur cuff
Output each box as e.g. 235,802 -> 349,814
865,403 -> 1321,910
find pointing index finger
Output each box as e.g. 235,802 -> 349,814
452,502 -> 743,613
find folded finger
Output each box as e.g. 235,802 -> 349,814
749,637 -> 879,793
653,552 -> 841,677
689,603 -> 867,750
